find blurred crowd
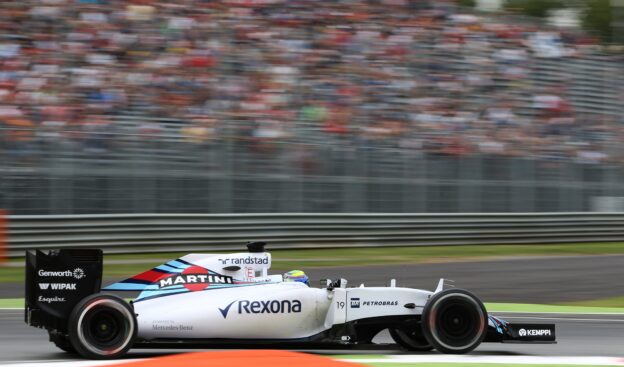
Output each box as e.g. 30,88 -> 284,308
1,0 -> 623,165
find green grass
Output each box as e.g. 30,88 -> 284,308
560,295 -> 624,308
337,356 -> 623,367
3,298 -> 623,313
485,302 -> 624,314
0,298 -> 23,308
3,242 -> 624,283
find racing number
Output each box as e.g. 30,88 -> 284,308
336,301 -> 345,310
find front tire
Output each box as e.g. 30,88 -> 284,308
68,294 -> 137,359
389,327 -> 434,352
421,289 -> 487,354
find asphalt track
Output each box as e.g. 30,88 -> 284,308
0,309 -> 623,363
2,255 -> 624,363
304,254 -> 624,303
3,254 -> 624,302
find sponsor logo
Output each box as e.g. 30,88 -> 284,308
219,299 -> 302,318
351,299 -> 398,308
218,256 -> 269,266
38,283 -> 77,290
38,295 -> 65,303
362,300 -> 398,306
38,268 -> 86,280
158,266 -> 233,292
152,323 -> 193,331
73,268 -> 85,280
519,328 -> 551,337
38,269 -> 72,277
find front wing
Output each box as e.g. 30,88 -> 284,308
486,316 -> 556,343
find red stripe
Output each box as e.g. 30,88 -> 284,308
131,269 -> 171,282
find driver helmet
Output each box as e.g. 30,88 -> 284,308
284,270 -> 309,286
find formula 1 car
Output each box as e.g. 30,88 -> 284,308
25,243 -> 556,359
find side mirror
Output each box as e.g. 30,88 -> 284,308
323,278 -> 347,290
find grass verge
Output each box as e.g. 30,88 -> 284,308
485,302 -> 624,314
3,242 -> 624,283
2,298 -> 622,313
0,298 -> 23,308
560,295 -> 624,308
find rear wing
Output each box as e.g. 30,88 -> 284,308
25,249 -> 103,331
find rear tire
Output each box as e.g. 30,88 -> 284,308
68,294 -> 137,359
421,289 -> 487,354
389,327 -> 434,352
49,331 -> 76,353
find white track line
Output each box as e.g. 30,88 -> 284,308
500,316 -> 624,322
0,360 -> 141,367
491,311 -> 624,315
340,355 -> 624,366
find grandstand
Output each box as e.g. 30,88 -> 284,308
0,0 -> 622,214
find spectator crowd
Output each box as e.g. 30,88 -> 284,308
1,0 -> 623,165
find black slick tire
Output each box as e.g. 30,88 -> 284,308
67,293 -> 137,359
421,289 -> 487,354
49,331 -> 76,353
389,327 -> 434,352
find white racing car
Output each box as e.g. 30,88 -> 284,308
25,242 -> 555,359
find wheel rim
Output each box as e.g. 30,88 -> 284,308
77,299 -> 134,356
436,301 -> 479,342
84,309 -> 125,347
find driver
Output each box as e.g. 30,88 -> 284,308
283,270 -> 310,286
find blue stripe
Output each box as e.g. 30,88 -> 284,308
175,258 -> 193,266
155,265 -> 184,273
165,260 -> 191,269
103,283 -> 148,291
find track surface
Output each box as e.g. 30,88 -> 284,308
4,254 -> 624,302
3,255 -> 624,363
305,254 -> 624,303
1,310 -> 623,363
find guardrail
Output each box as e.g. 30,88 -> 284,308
5,213 -> 624,258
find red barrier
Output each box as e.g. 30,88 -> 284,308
0,210 -> 6,264
104,350 -> 367,367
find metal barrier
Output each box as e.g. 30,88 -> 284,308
5,213 -> 624,258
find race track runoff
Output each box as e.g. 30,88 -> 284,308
3,254 -> 624,302
0,309 -> 623,363
2,255 -> 624,364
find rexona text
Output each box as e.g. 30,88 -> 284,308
239,299 -> 301,314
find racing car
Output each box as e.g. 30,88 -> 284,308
25,242 -> 556,359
